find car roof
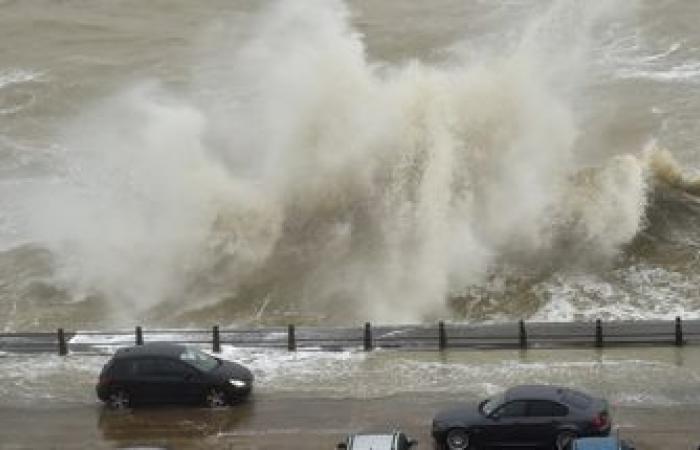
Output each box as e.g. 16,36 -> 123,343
113,342 -> 187,359
573,437 -> 619,450
350,434 -> 396,450
504,385 -> 586,403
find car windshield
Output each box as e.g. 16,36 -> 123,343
480,393 -> 505,416
179,347 -> 220,372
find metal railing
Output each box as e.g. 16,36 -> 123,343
1,317 -> 698,356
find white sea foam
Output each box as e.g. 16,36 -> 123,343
597,22 -> 700,84
616,60 -> 700,82
0,68 -> 43,115
0,68 -> 42,89
0,354 -> 107,405
211,346 -> 700,404
532,264 -> 700,322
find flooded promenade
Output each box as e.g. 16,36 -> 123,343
2,346 -> 700,449
2,395 -> 700,449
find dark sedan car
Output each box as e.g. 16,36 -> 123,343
432,385 -> 611,450
96,343 -> 253,408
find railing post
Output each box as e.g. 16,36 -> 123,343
212,325 -> 221,353
438,321 -> 447,350
595,319 -> 603,348
288,324 -> 296,351
675,316 -> 684,347
135,326 -> 143,346
364,322 -> 373,351
57,328 -> 67,356
519,320 -> 528,349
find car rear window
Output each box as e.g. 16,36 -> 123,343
109,360 -> 130,377
99,360 -> 114,377
561,389 -> 592,409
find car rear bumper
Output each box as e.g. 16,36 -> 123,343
431,423 -> 446,443
95,384 -> 110,402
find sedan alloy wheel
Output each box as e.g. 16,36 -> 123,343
446,428 -> 470,450
108,390 -> 130,409
206,387 -> 228,408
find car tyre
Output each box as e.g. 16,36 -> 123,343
206,387 -> 228,408
555,431 -> 577,450
107,389 -> 130,409
445,428 -> 470,450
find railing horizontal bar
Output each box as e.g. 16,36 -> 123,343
67,331 -> 135,336
293,338 -> 364,342
0,333 -> 56,338
529,334 -> 673,339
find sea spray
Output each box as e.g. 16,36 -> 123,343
21,0 -> 655,323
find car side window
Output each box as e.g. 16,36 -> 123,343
129,358 -> 161,377
160,359 -> 196,377
496,400 -> 528,418
551,402 -> 568,416
528,400 -> 569,417
129,358 -> 196,377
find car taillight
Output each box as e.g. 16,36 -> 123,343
99,377 -> 112,386
592,411 -> 609,430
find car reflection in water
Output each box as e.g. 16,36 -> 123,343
98,404 -> 253,446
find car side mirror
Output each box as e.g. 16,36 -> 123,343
407,438 -> 417,447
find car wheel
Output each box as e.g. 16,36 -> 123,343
206,387 -> 228,408
107,389 -> 130,409
555,431 -> 577,450
445,428 -> 470,450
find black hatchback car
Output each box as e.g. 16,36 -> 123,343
96,343 -> 253,408
432,385 -> 611,450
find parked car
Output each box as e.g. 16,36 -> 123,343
432,385 -> 611,450
337,431 -> 417,450
572,437 -> 635,450
96,342 -> 253,408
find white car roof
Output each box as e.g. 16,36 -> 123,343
350,434 -> 395,450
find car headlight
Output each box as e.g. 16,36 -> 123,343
228,379 -> 247,388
